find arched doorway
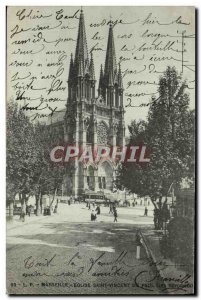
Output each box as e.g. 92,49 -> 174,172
98,161 -> 113,191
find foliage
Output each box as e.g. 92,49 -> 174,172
116,67 -> 195,203
7,102 -> 39,202
6,101 -> 64,212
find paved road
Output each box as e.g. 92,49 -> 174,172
7,203 -> 166,295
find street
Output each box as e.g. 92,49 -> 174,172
7,203 -> 166,295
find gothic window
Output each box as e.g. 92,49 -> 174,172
116,125 -> 122,146
98,177 -> 102,189
97,122 -> 108,145
102,177 -> 106,189
115,87 -> 119,107
88,166 -> 95,191
86,125 -> 93,143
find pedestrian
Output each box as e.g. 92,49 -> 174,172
48,206 -> 51,215
20,211 -> 25,222
26,205 -> 29,216
144,207 -> 148,216
28,205 -> 31,217
96,205 -> 100,215
88,203 -> 91,210
91,209 -> 96,221
109,203 -> 113,214
54,204 -> 57,213
114,208 -> 118,222
26,205 -> 31,216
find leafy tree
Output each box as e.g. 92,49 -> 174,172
7,101 -> 40,215
7,102 -> 65,217
116,67 -> 195,213
27,123 -> 64,215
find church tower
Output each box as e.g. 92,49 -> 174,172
64,10 -> 125,197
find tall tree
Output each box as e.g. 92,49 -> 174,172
7,102 -> 65,217
116,67 -> 195,208
7,102 -> 39,215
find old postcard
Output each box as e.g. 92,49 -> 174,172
6,6 -> 195,295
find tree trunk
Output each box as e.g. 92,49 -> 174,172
50,188 -> 57,208
22,200 -> 26,213
25,195 -> 29,215
40,193 -> 43,214
151,196 -> 157,209
19,193 -> 22,204
20,193 -> 26,213
8,200 -> 14,220
35,193 -> 40,216
158,196 -> 162,209
163,196 -> 168,208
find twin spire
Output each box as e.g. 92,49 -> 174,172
100,22 -> 123,90
68,9 -> 123,91
104,23 -> 117,85
74,9 -> 88,77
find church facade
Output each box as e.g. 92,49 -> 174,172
50,10 -> 125,197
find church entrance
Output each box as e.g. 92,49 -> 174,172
98,161 -> 113,191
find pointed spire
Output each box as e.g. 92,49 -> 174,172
85,58 -> 90,74
108,70 -> 113,86
98,64 -> 103,90
78,55 -> 84,77
89,52 -> 95,80
68,53 -> 74,81
74,9 -> 88,77
118,62 -> 123,89
104,23 -> 117,83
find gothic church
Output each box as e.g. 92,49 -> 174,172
50,9 -> 125,197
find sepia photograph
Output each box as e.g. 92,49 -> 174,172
6,6 -> 195,295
